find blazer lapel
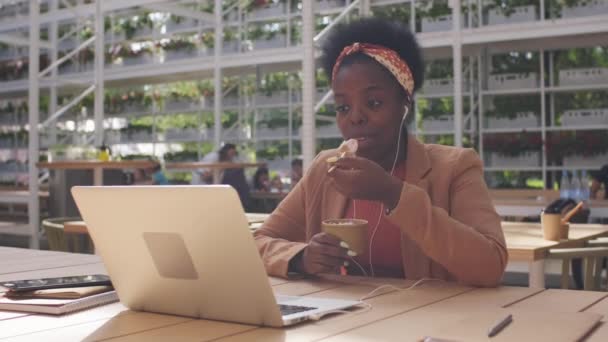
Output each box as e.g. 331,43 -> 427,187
401,135 -> 434,279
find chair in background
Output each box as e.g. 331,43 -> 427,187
42,217 -> 94,254
547,247 -> 608,291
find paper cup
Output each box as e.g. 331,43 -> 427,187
541,213 -> 562,241
321,219 -> 368,255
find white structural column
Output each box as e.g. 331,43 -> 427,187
28,0 -> 40,249
94,0 -> 104,147
359,0 -> 370,16
301,0 -> 315,169
213,0 -> 222,150
451,0 -> 463,147
49,0 -> 58,146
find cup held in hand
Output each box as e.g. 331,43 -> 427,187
321,219 -> 368,255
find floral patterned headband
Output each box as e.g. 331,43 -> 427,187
331,42 -> 415,99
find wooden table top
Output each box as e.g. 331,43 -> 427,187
36,160 -> 158,170
503,222 -> 608,261
63,213 -> 272,234
1,247 -> 608,341
250,191 -> 289,200
165,162 -> 265,170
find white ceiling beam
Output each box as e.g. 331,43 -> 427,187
0,33 -> 53,49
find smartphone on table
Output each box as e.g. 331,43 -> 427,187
0,274 -> 111,292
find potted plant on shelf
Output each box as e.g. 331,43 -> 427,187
488,51 -> 539,90
110,44 -> 154,67
484,132 -> 542,167
548,131 -> 608,167
161,38 -> 198,61
418,97 -> 455,132
485,95 -> 540,129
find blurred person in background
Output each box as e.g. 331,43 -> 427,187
590,164 -> 608,200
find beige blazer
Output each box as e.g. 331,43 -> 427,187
254,135 -> 507,287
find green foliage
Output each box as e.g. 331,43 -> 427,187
256,141 -> 299,160
487,171 -> 543,189
555,46 -> 608,69
554,90 -> 608,113
163,150 -> 198,162
372,4 -> 411,24
491,51 -> 539,74
426,59 -> 453,79
487,95 -> 540,119
418,97 -> 454,119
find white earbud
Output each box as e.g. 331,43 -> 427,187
403,106 -> 409,120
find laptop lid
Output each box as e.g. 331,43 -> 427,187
72,185 -> 284,327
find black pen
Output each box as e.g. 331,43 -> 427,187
487,313 -> 513,337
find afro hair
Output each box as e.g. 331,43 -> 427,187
320,17 -> 424,93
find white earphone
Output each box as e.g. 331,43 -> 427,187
352,104 -> 411,277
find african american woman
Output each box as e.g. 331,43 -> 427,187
253,18 -> 507,287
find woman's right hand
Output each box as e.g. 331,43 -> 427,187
294,232 -> 352,275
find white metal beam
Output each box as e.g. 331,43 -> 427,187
94,0 -> 104,147
27,0 -> 40,249
39,35 -> 95,78
451,0 -> 463,148
213,0 -> 222,149
41,84 -> 95,128
301,0 -> 315,168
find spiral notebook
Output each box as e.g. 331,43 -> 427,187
0,290 -> 118,315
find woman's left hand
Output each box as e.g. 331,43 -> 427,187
327,156 -> 403,209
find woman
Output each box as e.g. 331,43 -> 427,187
254,18 -> 507,287
253,167 -> 271,192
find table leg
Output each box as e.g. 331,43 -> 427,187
93,168 -> 103,186
529,259 -> 546,288
213,169 -> 221,184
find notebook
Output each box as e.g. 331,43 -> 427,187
0,290 -> 118,315
4,285 -> 113,300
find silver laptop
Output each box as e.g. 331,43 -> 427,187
72,185 -> 361,327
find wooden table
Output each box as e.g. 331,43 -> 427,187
490,189 -> 608,219
503,221 -> 608,288
1,247 -> 608,341
62,216 -> 608,289
37,160 -> 158,186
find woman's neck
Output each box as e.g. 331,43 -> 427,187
376,133 -> 408,172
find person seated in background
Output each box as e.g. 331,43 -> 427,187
590,164 -> 608,200
270,175 -> 284,193
193,143 -> 239,184
132,168 -> 153,185
151,163 -> 169,185
253,18 -> 506,286
290,159 -> 303,188
253,167 -> 271,192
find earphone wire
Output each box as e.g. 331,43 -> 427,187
353,106 -> 409,278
